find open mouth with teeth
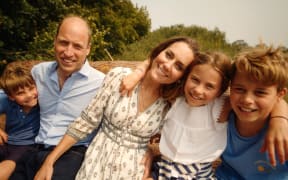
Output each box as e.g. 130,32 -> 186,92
238,106 -> 257,112
187,91 -> 202,101
158,65 -> 169,77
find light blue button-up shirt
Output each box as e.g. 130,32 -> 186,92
31,61 -> 105,146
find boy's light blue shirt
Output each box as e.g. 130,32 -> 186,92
31,60 -> 105,146
216,111 -> 288,180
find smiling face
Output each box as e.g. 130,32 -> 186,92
230,71 -> 284,123
149,42 -> 195,85
184,64 -> 222,106
8,84 -> 38,112
54,17 -> 91,76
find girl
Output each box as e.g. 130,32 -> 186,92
154,52 -> 231,179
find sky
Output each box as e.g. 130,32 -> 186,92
131,0 -> 288,47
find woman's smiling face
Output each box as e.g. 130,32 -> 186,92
149,42 -> 195,84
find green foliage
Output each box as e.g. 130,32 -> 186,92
116,24 -> 249,61
0,0 -> 150,62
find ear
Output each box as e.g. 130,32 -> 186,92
86,44 -> 91,56
277,87 -> 287,100
53,37 -> 56,47
8,95 -> 15,101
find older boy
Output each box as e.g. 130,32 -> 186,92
216,45 -> 288,179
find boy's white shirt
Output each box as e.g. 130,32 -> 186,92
160,95 -> 227,164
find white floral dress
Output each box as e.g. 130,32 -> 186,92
67,67 -> 168,180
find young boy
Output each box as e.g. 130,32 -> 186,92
0,63 -> 40,179
215,45 -> 288,179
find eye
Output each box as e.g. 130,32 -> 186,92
15,90 -> 25,96
190,76 -> 199,83
255,90 -> 268,97
58,40 -> 69,46
231,86 -> 245,93
165,50 -> 174,60
206,84 -> 215,90
29,86 -> 35,91
174,62 -> 184,71
73,44 -> 84,50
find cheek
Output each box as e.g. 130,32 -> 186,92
54,45 -> 63,53
229,94 -> 238,107
207,90 -> 220,100
76,51 -> 88,61
171,69 -> 184,81
14,96 -> 24,104
33,89 -> 39,97
258,99 -> 277,112
184,80 -> 194,91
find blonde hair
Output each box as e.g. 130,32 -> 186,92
232,45 -> 288,91
0,63 -> 35,96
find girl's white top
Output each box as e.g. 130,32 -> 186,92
159,96 -> 227,164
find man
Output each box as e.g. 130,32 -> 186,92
11,15 -> 105,180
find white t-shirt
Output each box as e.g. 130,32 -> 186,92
159,96 -> 227,164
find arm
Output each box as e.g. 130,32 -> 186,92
218,96 -> 231,123
261,99 -> 288,166
120,59 -> 150,96
140,148 -> 153,180
0,128 -> 8,145
34,135 -> 77,180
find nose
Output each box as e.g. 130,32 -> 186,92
193,85 -> 204,95
63,44 -> 73,57
26,91 -> 34,98
163,60 -> 173,72
241,92 -> 254,105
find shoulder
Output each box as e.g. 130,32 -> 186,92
32,61 -> 55,70
0,90 -> 8,102
102,67 -> 132,86
82,61 -> 105,80
0,90 -> 14,112
31,61 -> 55,76
106,67 -> 132,78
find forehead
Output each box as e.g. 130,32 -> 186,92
232,71 -> 278,89
191,64 -> 222,82
166,42 -> 194,65
57,17 -> 89,46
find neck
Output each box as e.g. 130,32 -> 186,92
137,73 -> 161,113
141,72 -> 161,94
22,106 -> 33,114
235,118 -> 267,137
57,69 -> 71,90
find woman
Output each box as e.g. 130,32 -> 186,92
34,37 -> 199,180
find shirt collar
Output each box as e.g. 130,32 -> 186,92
51,59 -> 92,79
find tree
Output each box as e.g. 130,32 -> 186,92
117,25 -> 241,60
0,0 -> 150,62
231,40 -> 249,52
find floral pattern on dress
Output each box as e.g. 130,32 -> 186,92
67,67 -> 168,180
